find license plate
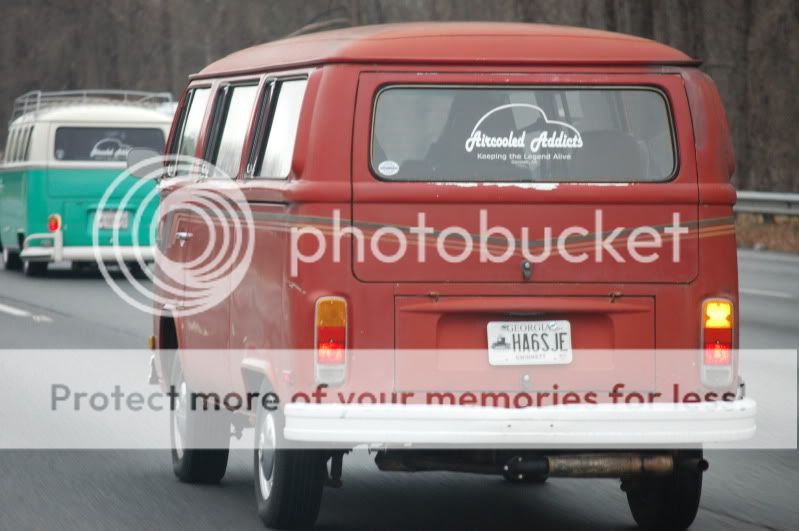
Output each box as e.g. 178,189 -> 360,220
487,320 -> 573,366
96,210 -> 129,230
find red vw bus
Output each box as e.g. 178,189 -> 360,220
140,23 -> 754,529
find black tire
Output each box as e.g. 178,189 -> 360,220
2,246 -> 23,271
170,361 -> 230,484
71,261 -> 94,273
23,260 -> 47,277
125,261 -> 149,280
626,451 -> 704,530
254,381 -> 325,529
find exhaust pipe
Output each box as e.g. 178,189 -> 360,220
507,453 -> 676,480
547,453 -> 673,478
374,451 -> 704,481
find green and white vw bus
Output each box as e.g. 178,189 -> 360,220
0,90 -> 172,276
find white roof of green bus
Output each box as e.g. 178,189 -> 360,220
10,104 -> 173,126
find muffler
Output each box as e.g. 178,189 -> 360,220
506,453 -> 676,480
547,453 -> 674,477
375,451 -> 702,481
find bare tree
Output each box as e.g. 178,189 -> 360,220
0,0 -> 796,191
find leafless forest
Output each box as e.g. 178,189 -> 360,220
0,0 -> 796,191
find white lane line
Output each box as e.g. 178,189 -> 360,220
0,302 -> 32,318
0,301 -> 52,321
740,288 -> 797,300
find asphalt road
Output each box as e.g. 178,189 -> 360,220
0,250 -> 796,530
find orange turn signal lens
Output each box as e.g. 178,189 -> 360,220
316,297 -> 347,328
703,300 -> 733,329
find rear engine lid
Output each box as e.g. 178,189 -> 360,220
394,295 -> 655,393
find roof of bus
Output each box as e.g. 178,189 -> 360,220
10,104 -> 173,127
195,22 -> 696,78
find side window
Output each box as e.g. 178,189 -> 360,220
6,129 -> 18,162
13,128 -> 24,161
208,84 -> 258,178
21,126 -> 33,161
257,79 -> 308,178
172,87 -> 211,171
14,128 -> 26,161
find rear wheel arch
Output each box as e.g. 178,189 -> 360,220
242,368 -> 269,397
241,363 -> 280,411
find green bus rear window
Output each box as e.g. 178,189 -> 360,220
54,127 -> 165,162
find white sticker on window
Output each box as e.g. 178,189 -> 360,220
89,138 -> 133,161
378,160 -> 400,176
464,104 -> 583,165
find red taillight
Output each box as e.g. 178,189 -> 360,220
704,343 -> 732,365
47,214 -> 61,232
315,297 -> 347,366
317,327 -> 346,365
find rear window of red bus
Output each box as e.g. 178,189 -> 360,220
370,86 -> 676,183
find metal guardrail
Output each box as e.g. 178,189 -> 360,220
11,90 -> 173,123
735,191 -> 799,216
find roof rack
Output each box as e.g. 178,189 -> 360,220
10,89 -> 173,123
